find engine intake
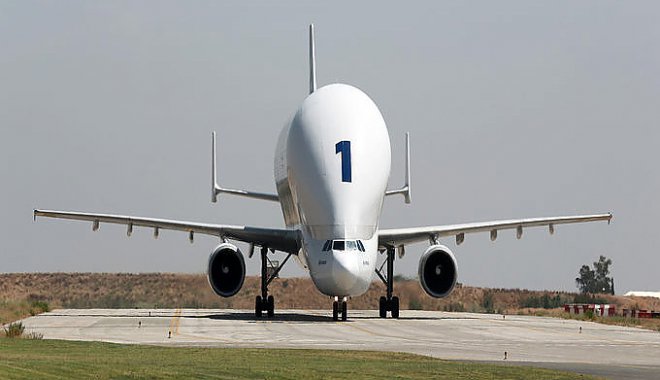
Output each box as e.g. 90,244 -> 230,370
418,244 -> 458,298
207,243 -> 245,297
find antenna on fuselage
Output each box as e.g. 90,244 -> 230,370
309,24 -> 316,94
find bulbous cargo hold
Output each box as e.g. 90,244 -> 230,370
418,245 -> 458,298
207,243 -> 245,297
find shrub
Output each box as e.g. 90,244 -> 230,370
24,331 -> 44,340
481,292 -> 495,313
444,302 -> 464,312
573,294 -> 608,304
29,300 -> 50,316
520,294 -> 564,309
408,298 -> 423,310
4,322 -> 25,338
583,310 -> 596,321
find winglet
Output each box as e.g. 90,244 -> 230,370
385,132 -> 412,204
211,131 -> 280,203
309,24 -> 316,94
403,132 -> 411,204
212,131 -> 219,203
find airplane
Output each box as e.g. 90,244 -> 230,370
34,25 -> 612,321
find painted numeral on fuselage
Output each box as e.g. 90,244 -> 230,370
335,140 -> 352,183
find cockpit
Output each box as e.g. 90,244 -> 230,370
322,239 -> 365,252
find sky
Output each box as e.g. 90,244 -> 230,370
2,1 -> 659,294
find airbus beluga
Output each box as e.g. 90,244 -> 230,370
34,25 -> 612,321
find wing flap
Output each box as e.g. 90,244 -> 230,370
34,209 -> 299,253
378,213 -> 612,247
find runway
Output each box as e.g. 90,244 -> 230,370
20,309 -> 660,379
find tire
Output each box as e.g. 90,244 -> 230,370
341,301 -> 348,321
267,295 -> 275,318
332,301 -> 339,321
379,296 -> 387,318
392,296 -> 400,319
255,296 -> 263,318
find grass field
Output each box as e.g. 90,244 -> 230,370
0,339 -> 600,379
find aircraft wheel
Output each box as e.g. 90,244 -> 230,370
392,296 -> 400,319
332,301 -> 339,321
379,296 -> 387,318
255,296 -> 263,318
341,301 -> 348,321
267,295 -> 275,318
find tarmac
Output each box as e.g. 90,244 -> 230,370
19,309 -> 660,379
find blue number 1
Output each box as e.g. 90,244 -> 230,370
335,141 -> 352,183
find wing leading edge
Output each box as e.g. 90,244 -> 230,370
378,213 -> 612,248
33,209 -> 299,253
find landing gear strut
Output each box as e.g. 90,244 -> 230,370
255,246 -> 292,318
375,246 -> 400,318
332,297 -> 348,321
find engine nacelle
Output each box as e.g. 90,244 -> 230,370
207,243 -> 245,297
418,244 -> 458,298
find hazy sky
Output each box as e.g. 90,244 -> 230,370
2,1 -> 659,294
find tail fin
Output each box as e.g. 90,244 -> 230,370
385,133 -> 412,204
309,24 -> 316,94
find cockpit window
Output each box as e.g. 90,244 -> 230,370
332,240 -> 345,251
327,240 -> 364,252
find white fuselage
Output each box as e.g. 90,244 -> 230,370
274,83 -> 391,297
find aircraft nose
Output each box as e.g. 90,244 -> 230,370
331,253 -> 360,294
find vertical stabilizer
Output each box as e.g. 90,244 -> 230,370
309,24 -> 317,94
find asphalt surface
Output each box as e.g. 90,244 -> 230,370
20,309 -> 660,379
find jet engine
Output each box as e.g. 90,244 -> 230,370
207,243 -> 245,297
418,244 -> 458,298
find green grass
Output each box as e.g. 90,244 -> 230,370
0,339 -> 600,379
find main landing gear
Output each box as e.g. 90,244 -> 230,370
255,246 -> 292,318
375,246 -> 400,318
332,297 -> 348,321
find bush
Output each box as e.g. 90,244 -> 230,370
29,300 -> 50,316
4,322 -> 25,338
24,331 -> 44,340
408,298 -> 423,310
583,310 -> 596,321
444,302 -> 465,312
520,294 -> 564,309
481,292 -> 495,313
573,294 -> 608,304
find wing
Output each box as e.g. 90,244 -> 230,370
378,213 -> 612,248
34,209 -> 299,253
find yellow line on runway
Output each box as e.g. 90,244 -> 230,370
168,309 -> 182,337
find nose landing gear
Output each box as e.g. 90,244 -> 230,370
332,296 -> 348,321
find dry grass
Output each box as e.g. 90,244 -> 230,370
1,273 -> 659,330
